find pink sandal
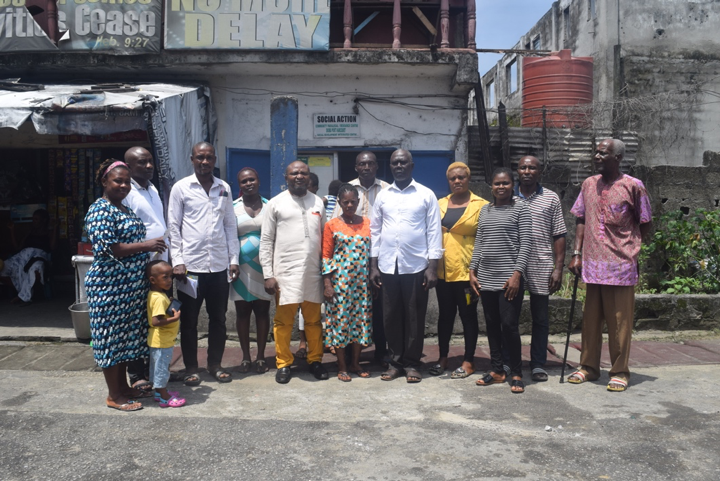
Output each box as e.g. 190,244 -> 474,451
159,395 -> 186,408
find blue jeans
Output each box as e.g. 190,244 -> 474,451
149,347 -> 173,389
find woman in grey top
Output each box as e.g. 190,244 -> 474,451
469,168 -> 532,393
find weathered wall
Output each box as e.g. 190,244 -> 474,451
209,69 -> 472,177
478,0 -> 720,168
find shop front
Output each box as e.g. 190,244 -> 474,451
0,82 -> 214,303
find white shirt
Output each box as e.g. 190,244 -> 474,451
259,190 -> 325,305
331,177 -> 390,220
371,179 -> 444,275
167,174 -> 239,272
122,178 -> 168,261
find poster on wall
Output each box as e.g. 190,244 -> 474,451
0,2 -> 58,52
164,0 -> 330,50
57,0 -> 162,54
313,114 -> 360,138
0,0 -> 161,54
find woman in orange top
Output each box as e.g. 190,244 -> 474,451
322,184 -> 373,381
429,163 -> 488,378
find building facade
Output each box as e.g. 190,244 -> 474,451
480,0 -> 720,167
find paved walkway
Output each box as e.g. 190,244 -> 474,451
2,336 -> 719,374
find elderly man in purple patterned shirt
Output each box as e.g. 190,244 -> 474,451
568,138 -> 652,392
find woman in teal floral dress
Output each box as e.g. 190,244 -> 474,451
322,184 -> 373,381
85,159 -> 167,411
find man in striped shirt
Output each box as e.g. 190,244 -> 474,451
510,156 -> 567,382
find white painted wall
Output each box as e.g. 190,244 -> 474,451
209,71 -> 470,179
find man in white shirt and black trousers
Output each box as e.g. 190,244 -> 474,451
122,146 -> 168,392
168,142 -> 240,386
370,149 -> 443,383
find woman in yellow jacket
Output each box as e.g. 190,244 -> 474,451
429,162 -> 488,378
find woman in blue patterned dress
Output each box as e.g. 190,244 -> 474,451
230,168 -> 272,374
322,183 -> 373,381
85,159 -> 168,412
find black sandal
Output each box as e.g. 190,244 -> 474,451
381,366 -> 403,381
183,373 -> 201,387
428,363 -> 444,376
210,368 -> 232,383
510,379 -> 525,394
406,368 -> 422,383
476,372 -> 506,386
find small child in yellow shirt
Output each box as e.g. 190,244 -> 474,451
147,260 -> 185,408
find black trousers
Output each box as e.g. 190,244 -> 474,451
372,293 -> 387,359
436,279 -> 479,361
481,280 -> 524,378
177,270 -> 229,371
381,269 -> 428,369
127,358 -> 149,384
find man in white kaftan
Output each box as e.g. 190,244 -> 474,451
259,161 -> 328,384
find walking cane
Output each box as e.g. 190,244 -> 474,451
559,274 -> 580,383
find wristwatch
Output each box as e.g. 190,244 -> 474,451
572,250 -> 582,256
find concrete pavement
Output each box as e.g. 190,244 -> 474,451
1,334 -> 720,480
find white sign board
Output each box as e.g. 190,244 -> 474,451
313,114 -> 359,138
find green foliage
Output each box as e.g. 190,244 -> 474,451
641,208 -> 720,294
555,272 -> 586,303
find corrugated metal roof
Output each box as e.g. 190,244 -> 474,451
468,125 -> 638,185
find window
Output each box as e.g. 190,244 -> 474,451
486,80 -> 495,108
563,7 -> 570,40
506,59 -> 518,94
525,41 -> 531,50
532,35 -> 541,50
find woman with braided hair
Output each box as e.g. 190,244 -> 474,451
85,158 -> 167,411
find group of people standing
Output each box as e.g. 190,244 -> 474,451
84,137 -> 651,411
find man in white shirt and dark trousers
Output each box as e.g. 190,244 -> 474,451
168,142 -> 240,386
122,146 -> 168,391
370,149 -> 443,383
332,151 -> 390,366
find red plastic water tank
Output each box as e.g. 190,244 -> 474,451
521,49 -> 594,128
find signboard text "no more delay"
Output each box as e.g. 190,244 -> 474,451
165,0 -> 329,50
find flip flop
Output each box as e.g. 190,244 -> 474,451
349,368 -> 371,379
295,347 -> 307,359
450,367 -> 474,379
238,360 -> 252,374
607,377 -> 628,392
106,399 -> 143,412
428,363 -> 445,376
337,371 -> 352,382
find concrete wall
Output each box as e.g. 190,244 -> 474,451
209,69 -> 471,178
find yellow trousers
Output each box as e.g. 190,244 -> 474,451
274,301 -> 323,368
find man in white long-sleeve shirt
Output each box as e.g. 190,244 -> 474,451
369,149 -> 443,383
167,142 -> 240,386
